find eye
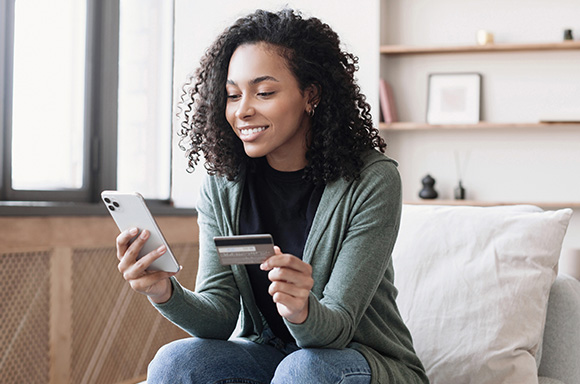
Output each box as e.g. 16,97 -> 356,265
258,91 -> 275,98
226,93 -> 241,101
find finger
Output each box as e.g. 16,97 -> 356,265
116,227 -> 139,260
273,246 -> 282,255
122,229 -> 152,265
268,267 -> 314,290
268,281 -> 311,299
272,291 -> 307,307
118,231 -> 157,275
261,254 -> 312,275
261,254 -> 293,270
120,244 -> 167,280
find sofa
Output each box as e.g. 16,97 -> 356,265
392,204 -> 579,384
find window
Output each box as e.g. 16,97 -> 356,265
0,0 -> 175,210
117,0 -> 173,200
11,0 -> 87,192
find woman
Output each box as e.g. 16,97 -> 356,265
116,9 -> 428,384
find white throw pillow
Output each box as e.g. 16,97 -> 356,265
392,204 -> 573,384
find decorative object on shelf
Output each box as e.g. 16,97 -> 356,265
426,73 -> 482,125
379,78 -> 398,123
454,182 -> 466,200
476,30 -> 494,45
419,174 -> 438,199
454,150 -> 470,200
563,29 -> 574,41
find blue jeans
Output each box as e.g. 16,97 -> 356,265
147,328 -> 371,384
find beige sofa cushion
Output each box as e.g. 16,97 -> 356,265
392,204 -> 572,384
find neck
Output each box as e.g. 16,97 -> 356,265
266,153 -> 307,172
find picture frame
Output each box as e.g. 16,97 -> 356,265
426,73 -> 482,125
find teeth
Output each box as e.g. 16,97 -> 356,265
240,126 -> 267,135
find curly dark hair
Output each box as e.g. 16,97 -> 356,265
177,8 -> 386,184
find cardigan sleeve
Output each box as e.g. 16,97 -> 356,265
151,173 -> 241,339
285,157 -> 404,349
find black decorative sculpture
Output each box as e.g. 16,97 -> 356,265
419,174 -> 438,199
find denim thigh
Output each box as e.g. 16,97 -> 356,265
147,337 -> 286,384
272,348 -> 372,384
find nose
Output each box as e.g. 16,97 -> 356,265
235,96 -> 255,120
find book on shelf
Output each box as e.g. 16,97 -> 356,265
379,78 -> 398,123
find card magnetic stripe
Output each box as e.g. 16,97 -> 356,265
214,237 -> 273,247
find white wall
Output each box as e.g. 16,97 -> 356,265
169,0 -> 580,251
379,0 -> 580,249
171,0 -> 380,209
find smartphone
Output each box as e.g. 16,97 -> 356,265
101,191 -> 180,273
214,234 -> 275,265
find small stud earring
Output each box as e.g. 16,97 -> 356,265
308,103 -> 318,117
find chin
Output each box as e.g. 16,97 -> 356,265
242,144 -> 268,159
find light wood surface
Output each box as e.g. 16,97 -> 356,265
0,216 -> 197,251
379,122 -> 580,131
49,247 -> 73,384
380,41 -> 580,55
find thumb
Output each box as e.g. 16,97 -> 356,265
274,245 -> 283,255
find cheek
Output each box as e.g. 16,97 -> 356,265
225,104 -> 235,127
268,99 -> 304,120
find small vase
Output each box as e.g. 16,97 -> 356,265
454,181 -> 466,200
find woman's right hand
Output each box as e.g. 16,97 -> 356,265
116,228 -> 180,304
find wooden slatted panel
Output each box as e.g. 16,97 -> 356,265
70,243 -> 197,384
0,250 -> 51,383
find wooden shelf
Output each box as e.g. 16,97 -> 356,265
379,122 -> 580,131
404,200 -> 580,209
380,41 -> 580,55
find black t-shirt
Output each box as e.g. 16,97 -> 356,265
239,158 -> 324,342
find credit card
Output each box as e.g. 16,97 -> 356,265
214,234 -> 275,265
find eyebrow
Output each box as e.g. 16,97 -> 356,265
226,75 -> 280,86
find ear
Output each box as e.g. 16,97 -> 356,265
305,82 -> 322,106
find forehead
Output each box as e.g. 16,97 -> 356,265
227,43 -> 294,83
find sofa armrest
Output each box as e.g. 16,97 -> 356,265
538,274 -> 580,383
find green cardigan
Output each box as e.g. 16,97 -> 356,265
153,150 -> 428,383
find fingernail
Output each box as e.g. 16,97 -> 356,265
140,230 -> 149,239
157,245 -> 166,253
129,227 -> 138,236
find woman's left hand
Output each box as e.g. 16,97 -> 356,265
260,246 -> 314,324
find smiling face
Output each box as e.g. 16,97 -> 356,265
225,43 -> 315,171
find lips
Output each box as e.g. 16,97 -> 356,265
238,126 -> 268,141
